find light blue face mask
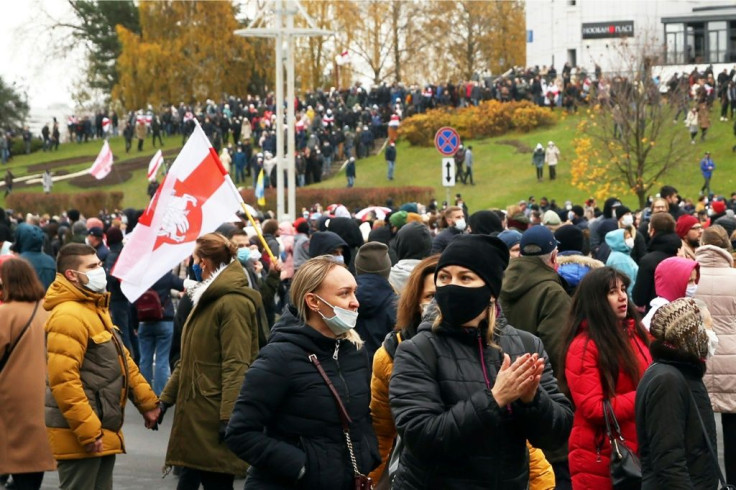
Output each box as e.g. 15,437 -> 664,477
333,254 -> 345,264
237,247 -> 251,264
315,295 -> 358,335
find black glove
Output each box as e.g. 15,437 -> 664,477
219,420 -> 229,443
157,402 -> 171,426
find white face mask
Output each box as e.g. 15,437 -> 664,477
77,267 -> 107,293
624,237 -> 635,249
315,295 -> 358,335
84,237 -> 92,247
249,249 -> 262,262
621,215 -> 634,227
454,218 -> 466,231
705,328 -> 719,359
686,284 -> 698,298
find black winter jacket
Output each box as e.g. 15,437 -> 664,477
389,316 -> 573,489
355,273 -> 397,361
225,306 -> 380,489
430,226 -> 463,255
632,232 -> 682,309
635,342 -> 718,490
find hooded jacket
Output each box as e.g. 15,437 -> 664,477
225,306 -> 380,489
43,274 -> 159,460
14,223 -> 56,290
308,231 -> 351,264
556,252 -> 603,294
160,261 -> 262,475
389,222 -> 432,293
636,344 -> 718,489
355,273 -> 397,361
695,245 -> 736,412
632,232 -> 682,309
499,256 -> 572,374
565,320 -> 652,489
605,229 -> 639,296
532,147 -> 545,168
389,317 -> 573,489
431,226 -> 463,255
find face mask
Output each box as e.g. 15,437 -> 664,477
624,237 -> 635,249
333,254 -> 345,264
435,284 -> 492,327
77,267 -> 107,293
249,250 -> 262,262
621,215 -> 634,227
0,241 -> 11,256
315,295 -> 358,335
705,328 -> 719,359
237,247 -> 251,265
192,263 -> 203,281
454,218 -> 466,231
85,237 -> 92,247
686,284 -> 698,298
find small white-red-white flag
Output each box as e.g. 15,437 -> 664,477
112,121 -> 244,302
147,149 -> 164,181
89,140 -> 113,180
335,49 -> 351,66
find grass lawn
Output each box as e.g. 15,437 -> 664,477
3,105 -> 734,213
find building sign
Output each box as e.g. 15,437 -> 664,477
581,21 -> 634,39
527,29 -> 533,43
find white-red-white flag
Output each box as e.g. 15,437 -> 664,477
147,149 -> 164,181
335,49 -> 351,66
112,122 -> 244,302
89,141 -> 113,180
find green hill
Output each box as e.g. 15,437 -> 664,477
3,107 -> 734,213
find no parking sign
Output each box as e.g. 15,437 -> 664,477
434,127 -> 461,156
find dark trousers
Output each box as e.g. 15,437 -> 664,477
10,472 -> 44,490
153,133 -> 164,147
549,165 -> 557,180
551,460 -> 572,490
176,467 -> 234,490
536,166 -> 543,180
723,413 -> 736,483
138,138 -> 144,151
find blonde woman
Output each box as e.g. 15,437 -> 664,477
225,256 -> 379,489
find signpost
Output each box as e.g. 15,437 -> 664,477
435,127 -> 461,204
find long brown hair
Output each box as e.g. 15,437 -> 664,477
559,267 -> 649,398
396,255 -> 439,338
1,257 -> 45,303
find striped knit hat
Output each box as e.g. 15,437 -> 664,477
650,298 -> 707,359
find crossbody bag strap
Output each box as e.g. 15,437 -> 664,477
0,300 -> 40,374
308,353 -> 362,477
686,387 -> 729,488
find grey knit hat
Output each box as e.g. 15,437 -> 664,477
355,242 -> 392,279
650,298 -> 708,358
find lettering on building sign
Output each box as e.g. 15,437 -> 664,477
581,21 -> 634,39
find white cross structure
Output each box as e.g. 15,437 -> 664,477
235,0 -> 332,221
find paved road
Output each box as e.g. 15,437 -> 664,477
34,408 -> 246,489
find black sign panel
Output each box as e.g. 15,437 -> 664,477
581,21 -> 634,39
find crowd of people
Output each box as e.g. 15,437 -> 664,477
1,179 -> 736,489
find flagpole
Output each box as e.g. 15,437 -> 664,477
223,173 -> 277,264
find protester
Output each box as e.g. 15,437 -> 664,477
555,224 -> 603,294
430,206 -> 466,254
636,298 -> 719,489
641,257 -> 699,330
13,223 -> 56,290
225,256 -> 380,488
86,227 -> 109,262
560,267 -> 652,489
388,221 -> 433,293
389,235 -> 573,488
159,233 -> 263,489
498,229 -> 523,258
385,140 -> 397,181
545,141 -> 560,180
44,244 -> 160,489
694,225 -> 736,482
632,212 -> 681,311
677,214 -> 703,260
0,258 -> 55,490
700,151 -> 715,196
532,143 -> 545,181
604,228 -> 639,296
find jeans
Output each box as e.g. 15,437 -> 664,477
387,160 -> 395,180
298,174 -> 305,187
347,175 -> 355,187
235,165 -> 246,184
138,320 -> 173,396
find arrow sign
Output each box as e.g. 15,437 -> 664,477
441,158 -> 455,187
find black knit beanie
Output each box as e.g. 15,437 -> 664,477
435,235 -> 509,298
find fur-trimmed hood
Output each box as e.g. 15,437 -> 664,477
556,254 -> 605,268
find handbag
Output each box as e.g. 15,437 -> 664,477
0,301 -> 40,375
308,353 -> 374,490
603,399 -> 642,489
687,389 -> 736,490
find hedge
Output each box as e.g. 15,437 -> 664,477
239,186 -> 435,214
399,100 -> 557,146
6,191 -> 125,217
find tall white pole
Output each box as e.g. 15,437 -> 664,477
275,0 -> 285,220
286,2 -> 297,220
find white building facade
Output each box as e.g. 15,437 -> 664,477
525,0 -> 736,76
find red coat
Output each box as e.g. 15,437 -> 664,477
565,319 -> 652,489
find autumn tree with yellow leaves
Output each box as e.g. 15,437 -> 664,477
114,1 -> 270,110
570,45 -> 695,208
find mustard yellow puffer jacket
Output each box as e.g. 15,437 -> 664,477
369,332 -> 555,489
44,274 -> 159,460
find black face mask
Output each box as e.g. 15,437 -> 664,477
435,284 -> 492,327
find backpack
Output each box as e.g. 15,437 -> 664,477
135,289 -> 164,322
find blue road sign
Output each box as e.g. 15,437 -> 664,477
434,127 -> 461,156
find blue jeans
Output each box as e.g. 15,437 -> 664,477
387,160 -> 395,180
347,176 -> 355,187
138,320 -> 173,396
